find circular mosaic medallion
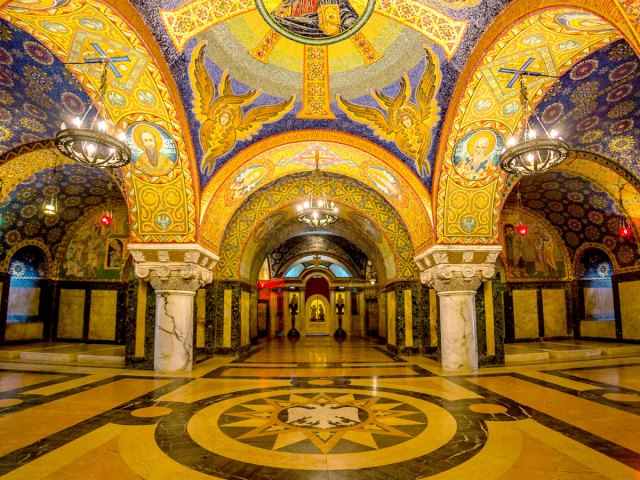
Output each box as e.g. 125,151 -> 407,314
255,0 -> 375,46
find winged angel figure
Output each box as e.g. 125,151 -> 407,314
190,43 -> 295,175
337,47 -> 439,177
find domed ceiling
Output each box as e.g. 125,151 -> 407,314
532,39 -> 639,175
0,0 -> 638,279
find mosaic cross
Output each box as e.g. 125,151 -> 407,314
86,43 -> 131,79
498,58 -> 547,88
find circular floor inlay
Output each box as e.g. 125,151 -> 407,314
131,406 -> 172,417
0,398 -> 22,407
603,392 -> 640,402
469,403 -> 508,414
184,388 -> 458,470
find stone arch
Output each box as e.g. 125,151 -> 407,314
199,130 -> 434,257
214,172 -> 418,284
432,1 -> 634,245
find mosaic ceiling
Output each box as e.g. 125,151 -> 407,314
268,234 -> 368,278
532,40 -> 640,176
0,0 -> 639,280
0,18 -> 90,154
506,170 -> 640,271
0,163 -> 125,267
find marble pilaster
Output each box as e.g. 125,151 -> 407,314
129,244 -> 218,373
415,245 -> 501,372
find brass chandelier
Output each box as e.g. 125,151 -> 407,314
500,75 -> 569,175
296,157 -> 338,228
55,59 -> 131,169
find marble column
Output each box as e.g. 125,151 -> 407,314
415,246 -> 501,372
129,244 -> 219,373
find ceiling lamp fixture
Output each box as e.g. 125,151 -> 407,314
515,184 -> 528,236
42,161 -> 60,217
500,74 -> 569,175
296,155 -> 338,228
55,59 -> 131,168
99,183 -> 114,227
618,184 -> 632,238
364,260 -> 377,300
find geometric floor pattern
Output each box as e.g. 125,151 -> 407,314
0,337 -> 639,479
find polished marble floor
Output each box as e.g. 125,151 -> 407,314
0,337 -> 639,479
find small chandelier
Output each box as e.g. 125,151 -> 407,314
364,260 -> 377,300
55,59 -> 131,168
500,75 -> 569,175
42,163 -> 60,217
296,156 -> 338,228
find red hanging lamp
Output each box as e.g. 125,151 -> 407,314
516,184 -> 528,236
618,184 -> 631,238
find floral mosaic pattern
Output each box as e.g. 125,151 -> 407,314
533,40 -> 640,175
576,247 -> 614,280
0,164 -> 124,269
513,171 -> 639,268
0,19 -> 91,156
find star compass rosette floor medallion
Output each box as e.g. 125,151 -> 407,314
138,382 -> 534,478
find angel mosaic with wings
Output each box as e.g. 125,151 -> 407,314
337,46 -> 439,177
190,42 -> 295,175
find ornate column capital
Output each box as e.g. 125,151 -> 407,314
414,245 -> 501,293
128,243 -> 219,293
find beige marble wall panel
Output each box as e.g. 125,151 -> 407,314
542,289 -> 568,337
404,289 -> 413,347
584,287 -> 614,319
241,290 -> 250,347
513,289 -> 539,339
581,320 -> 616,338
619,280 -> 640,339
89,290 -> 117,341
196,289 -> 206,348
5,323 -> 43,341
223,289 -> 232,348
58,289 -> 85,339
135,280 -> 147,357
8,287 -> 40,316
387,291 -> 396,346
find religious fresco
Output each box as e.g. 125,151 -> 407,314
452,129 -> 504,181
337,46 -> 440,177
57,204 -> 129,280
126,122 -> 178,177
268,235 -> 366,278
436,8 -> 623,244
501,210 -> 568,282
8,245 -> 48,279
256,0 -> 375,45
510,170 -> 640,272
0,19 -> 91,155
